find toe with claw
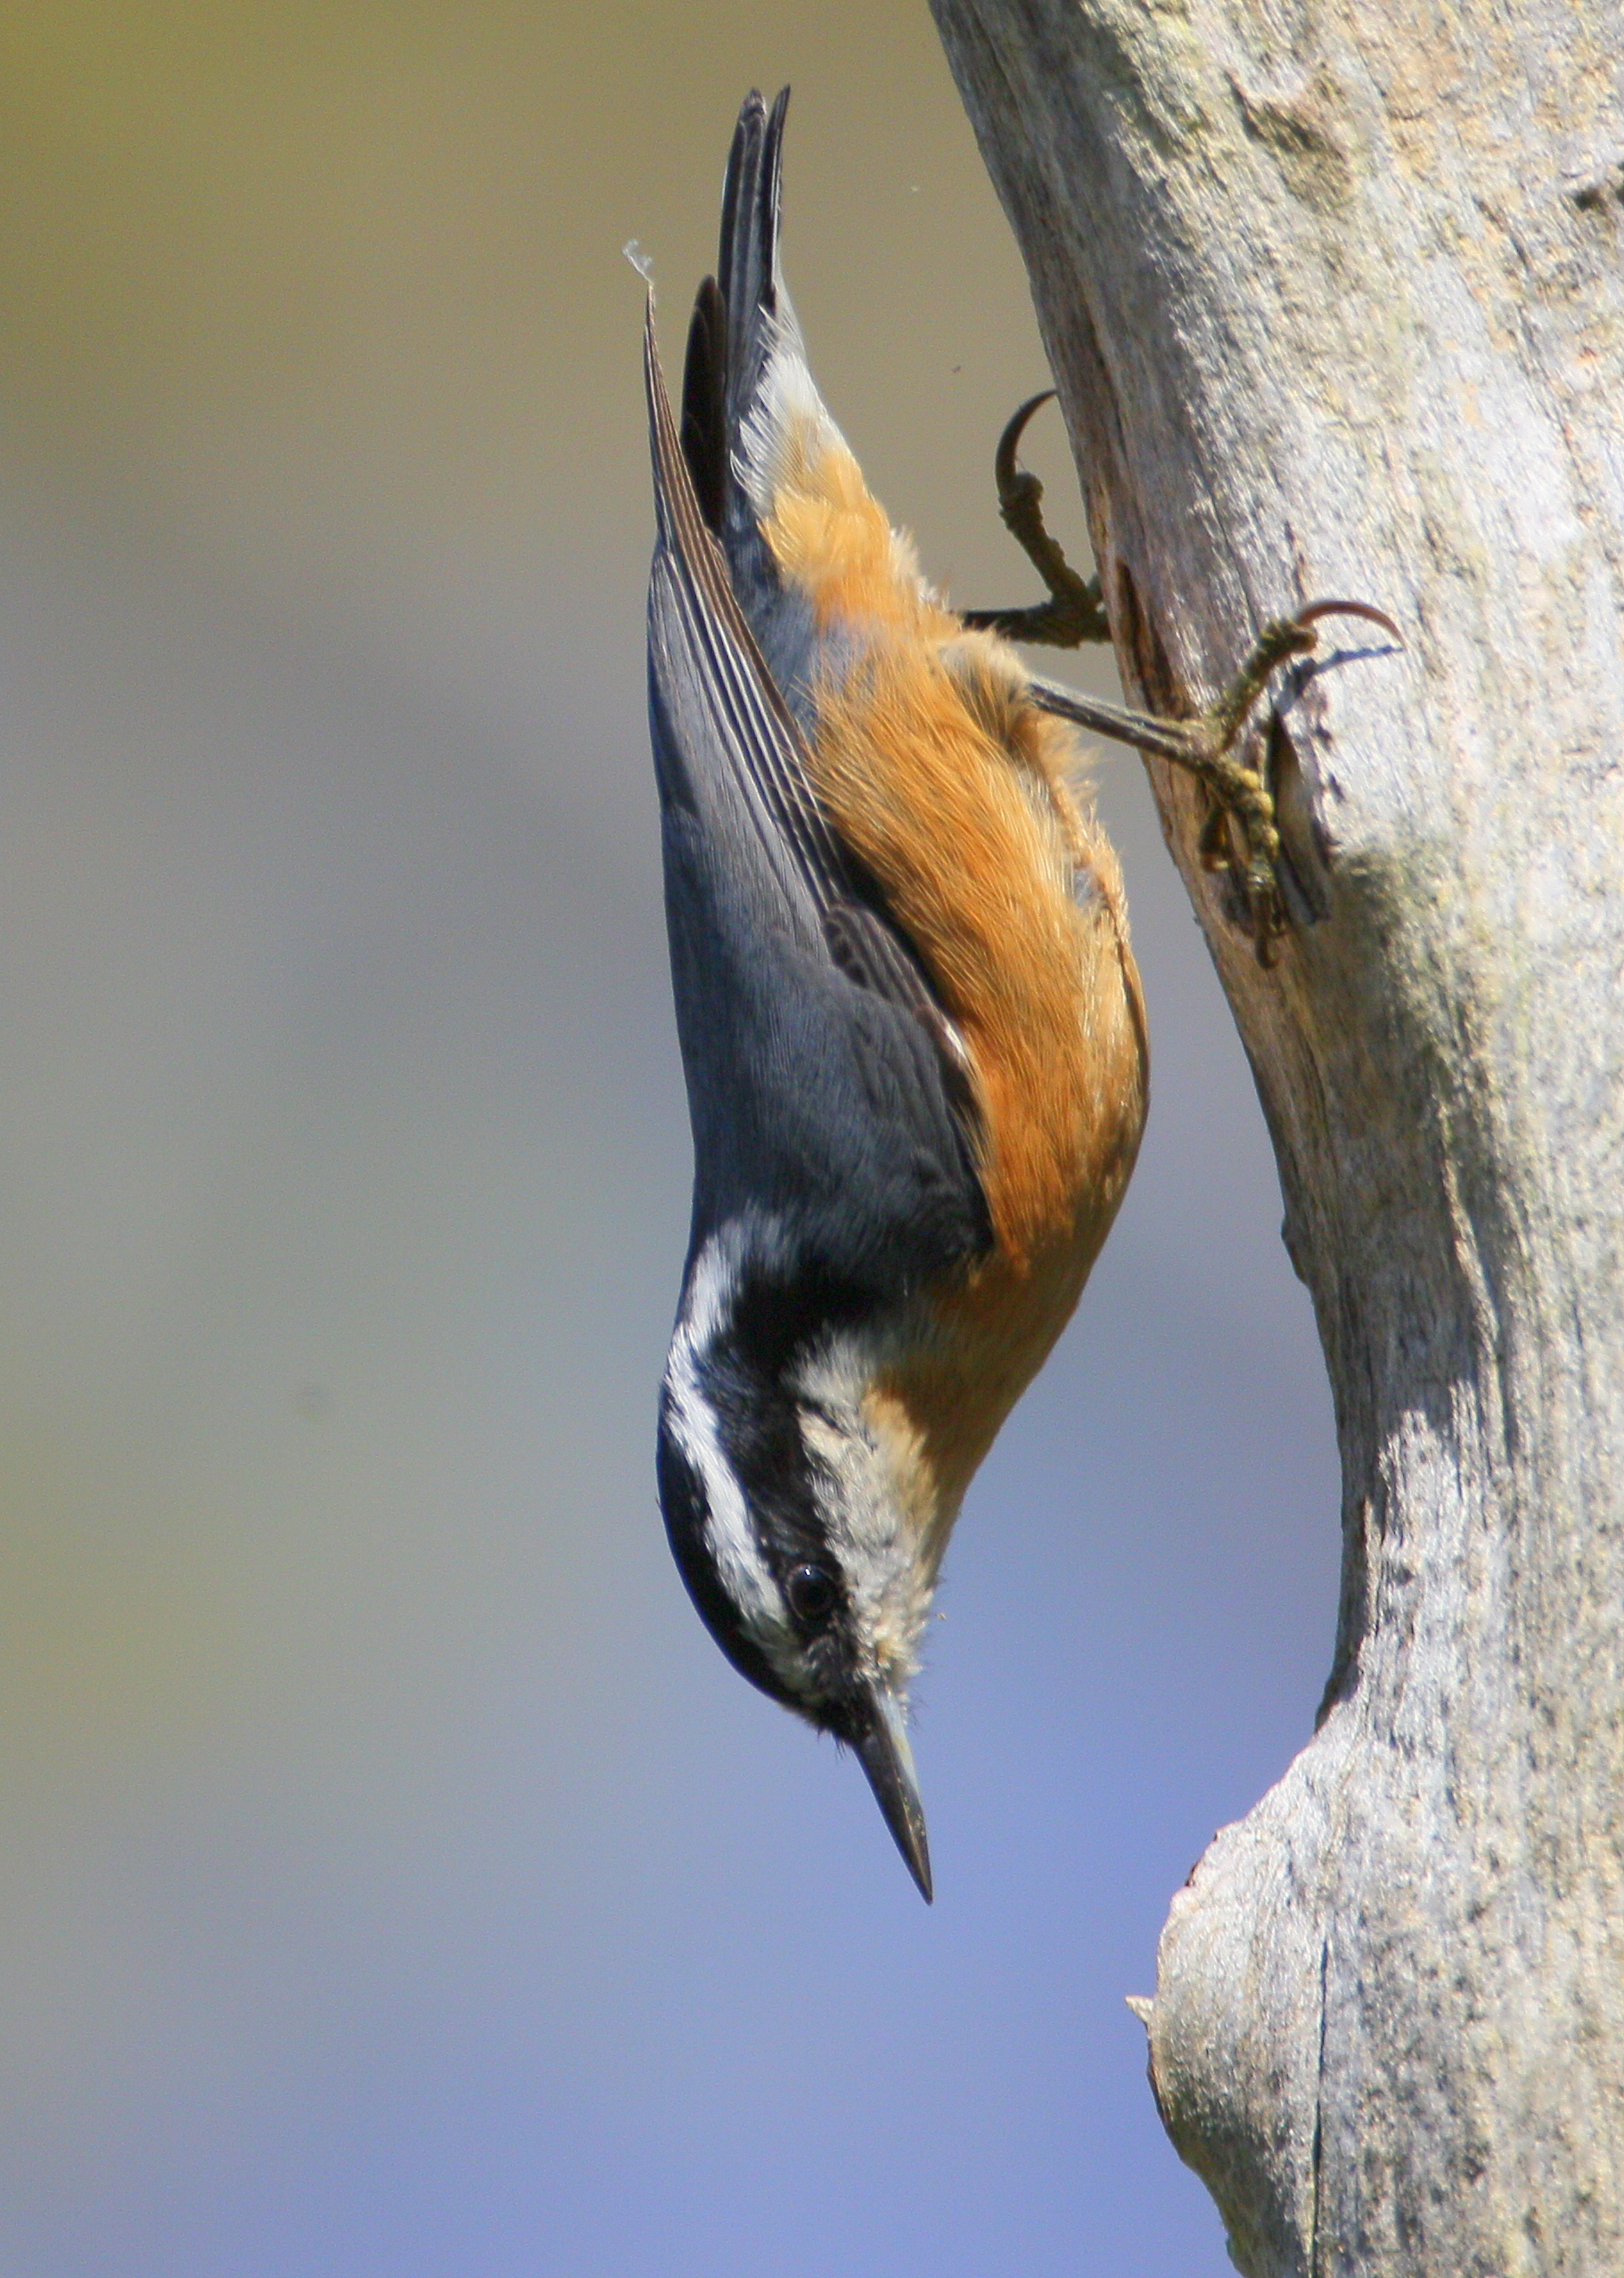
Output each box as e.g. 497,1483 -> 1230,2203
1026,599 -> 1402,955
963,391 -> 1402,954
960,393 -> 1111,649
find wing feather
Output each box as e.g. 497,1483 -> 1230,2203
643,291 -> 988,1274
644,294 -> 969,1046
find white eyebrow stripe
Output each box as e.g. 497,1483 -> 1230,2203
664,1228 -> 784,1637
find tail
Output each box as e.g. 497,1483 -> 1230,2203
675,93 -> 885,735
680,89 -> 803,549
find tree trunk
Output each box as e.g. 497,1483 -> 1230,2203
929,4 -> 1624,2271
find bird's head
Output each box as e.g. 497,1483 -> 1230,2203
657,1218 -> 947,1900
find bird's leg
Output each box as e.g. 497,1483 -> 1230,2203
964,392 -> 1400,951
1023,601 -> 1400,952
959,393 -> 1111,649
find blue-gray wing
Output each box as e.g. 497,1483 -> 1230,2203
643,295 -> 988,1287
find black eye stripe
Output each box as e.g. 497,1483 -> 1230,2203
657,1413 -> 791,1706
697,1297 -> 841,1571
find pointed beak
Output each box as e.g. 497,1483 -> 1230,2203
854,1684 -> 932,1903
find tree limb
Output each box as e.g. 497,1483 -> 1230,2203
931,3 -> 1624,2269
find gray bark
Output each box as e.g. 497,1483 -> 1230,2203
929,4 -> 1624,2272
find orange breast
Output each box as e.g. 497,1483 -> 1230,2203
762,423 -> 1149,1550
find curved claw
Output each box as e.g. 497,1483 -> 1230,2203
962,390 -> 1109,649
1194,594 -> 1400,955
1025,585 -> 1400,956
1294,597 -> 1405,646
993,389 -> 1057,504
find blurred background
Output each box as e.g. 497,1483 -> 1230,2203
0,7 -> 1340,2273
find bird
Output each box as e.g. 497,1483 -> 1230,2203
640,87 -> 1396,1899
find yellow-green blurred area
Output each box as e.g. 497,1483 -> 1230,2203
0,4 -> 1060,586
0,8 -> 1337,2273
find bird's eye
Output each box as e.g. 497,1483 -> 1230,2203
785,1562 -> 837,1624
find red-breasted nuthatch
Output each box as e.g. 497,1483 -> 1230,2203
641,89 -> 1396,1899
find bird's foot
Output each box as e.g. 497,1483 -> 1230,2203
962,393 -> 1400,954
1028,598 -> 1402,957
959,393 -> 1110,649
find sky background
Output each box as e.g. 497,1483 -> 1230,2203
0,7 -> 1341,2272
